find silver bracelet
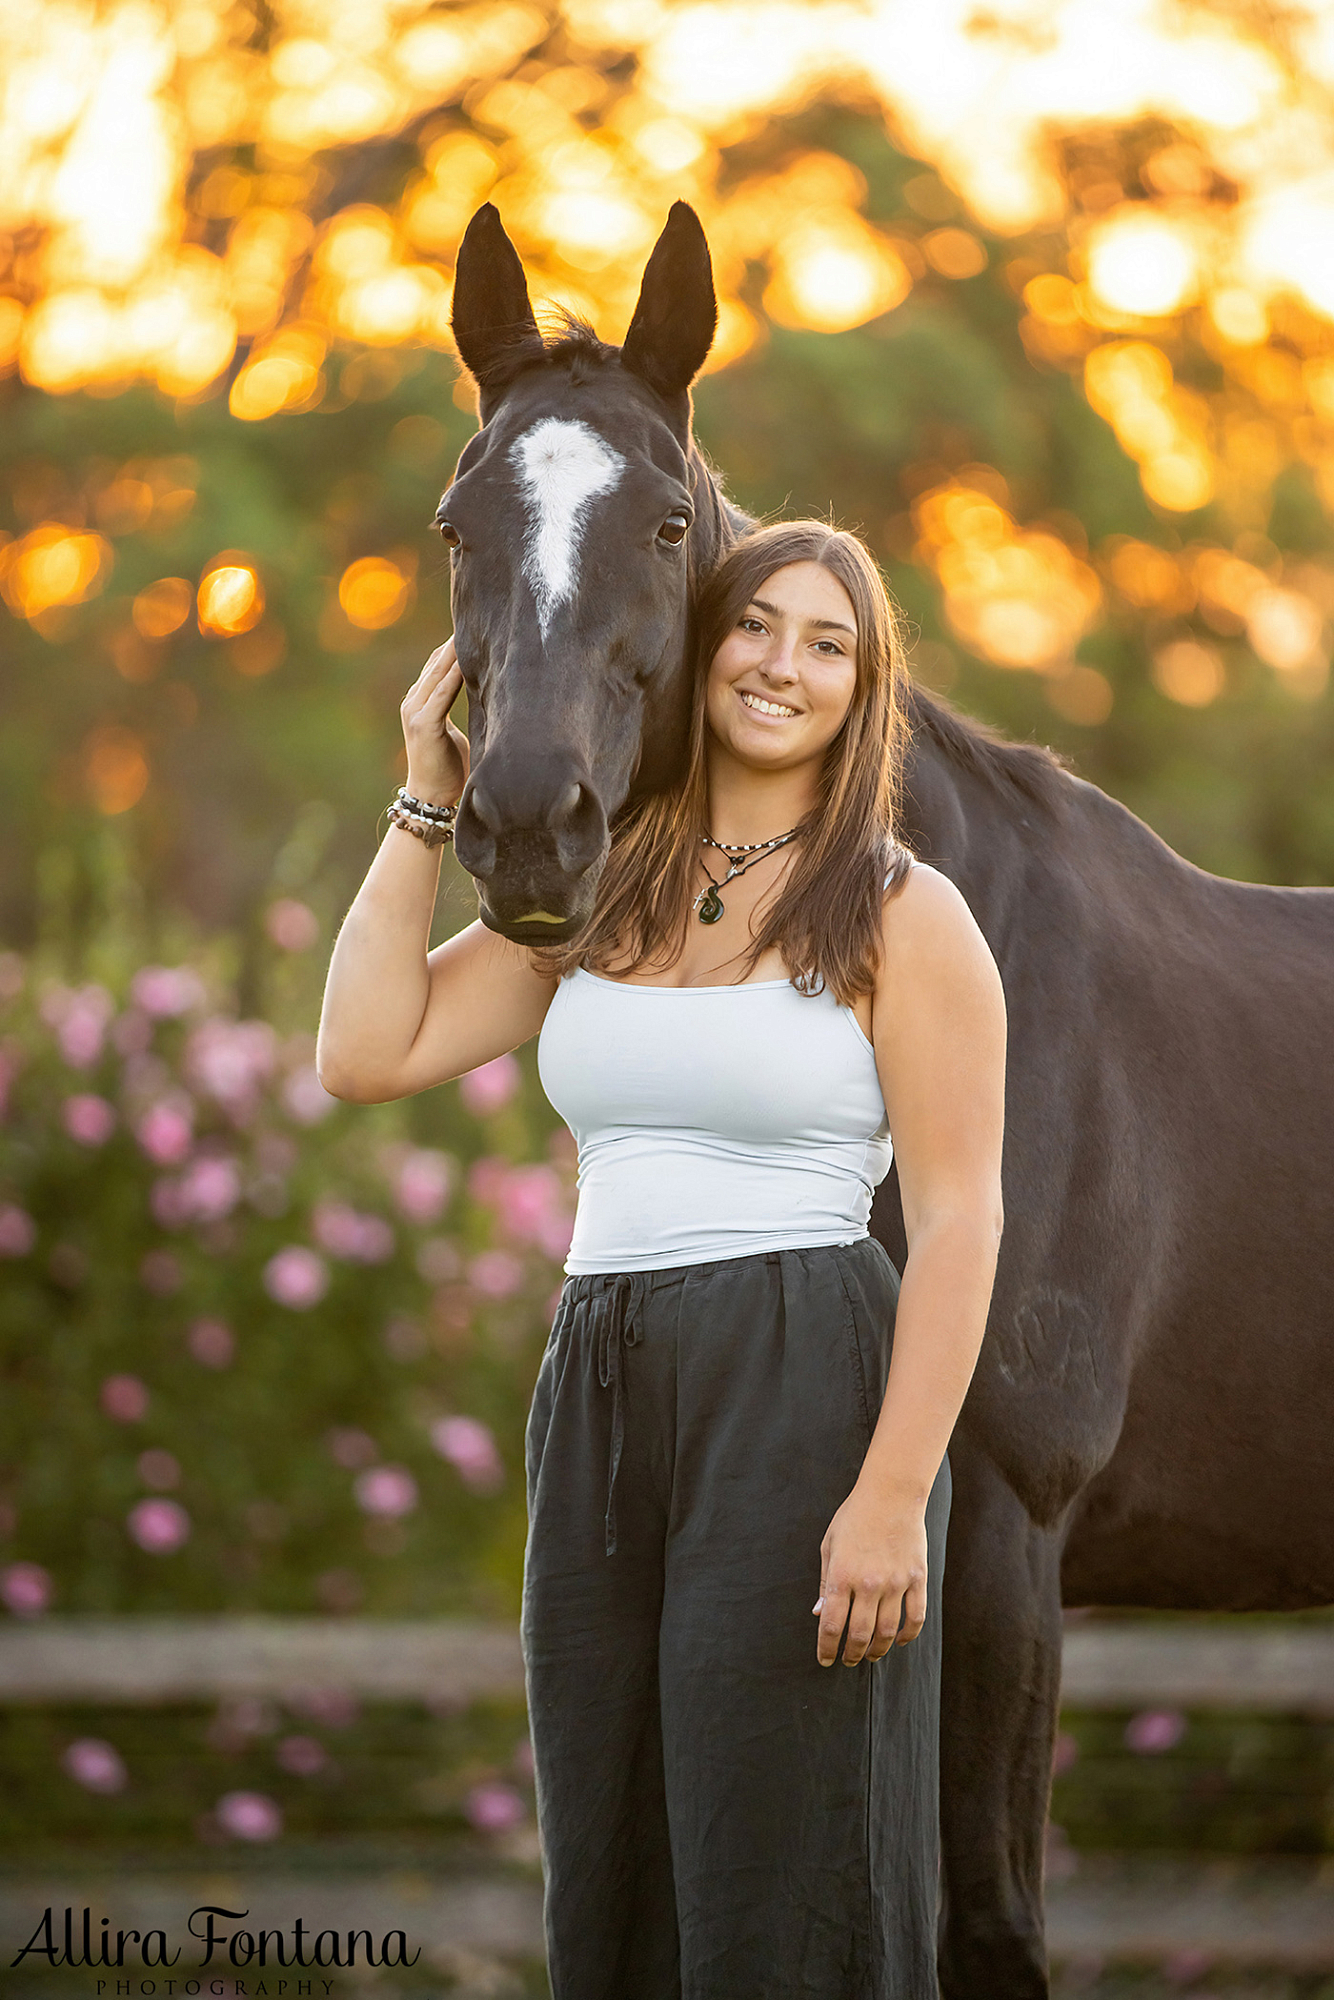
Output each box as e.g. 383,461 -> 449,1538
387,800 -> 453,848
397,786 -> 457,825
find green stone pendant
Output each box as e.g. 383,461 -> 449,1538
697,886 -> 724,924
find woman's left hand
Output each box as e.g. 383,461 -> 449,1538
813,1483 -> 928,1666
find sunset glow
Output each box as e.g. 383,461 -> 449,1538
197,561 -> 264,638
913,482 -> 1103,676
339,556 -> 416,630
6,0 -> 1334,716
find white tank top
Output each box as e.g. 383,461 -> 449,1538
537,967 -> 893,1275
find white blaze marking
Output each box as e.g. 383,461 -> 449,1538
510,418 -> 625,637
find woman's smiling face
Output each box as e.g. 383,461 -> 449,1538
704,560 -> 859,776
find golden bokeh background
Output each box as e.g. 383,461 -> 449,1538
4,0 -> 1334,917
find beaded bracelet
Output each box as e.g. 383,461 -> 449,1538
387,798 -> 455,848
397,785 -> 457,825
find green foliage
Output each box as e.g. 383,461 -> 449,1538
0,900 -> 570,1621
0,354 -> 474,946
1052,1711 -> 1334,1856
0,1697 -> 534,1869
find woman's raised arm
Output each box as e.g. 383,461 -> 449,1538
315,639 -> 557,1105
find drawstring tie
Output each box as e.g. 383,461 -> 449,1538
591,1273 -> 643,1556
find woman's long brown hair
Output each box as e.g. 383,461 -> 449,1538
541,521 -> 914,1004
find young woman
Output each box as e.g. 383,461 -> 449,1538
317,520 -> 1006,2000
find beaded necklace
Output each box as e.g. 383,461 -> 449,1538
692,828 -> 801,924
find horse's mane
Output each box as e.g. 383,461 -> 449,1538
906,681 -> 1072,814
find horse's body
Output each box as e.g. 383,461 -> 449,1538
445,203 -> 1334,1997
878,708 -> 1334,1990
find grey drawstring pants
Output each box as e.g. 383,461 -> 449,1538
521,1238 -> 952,2000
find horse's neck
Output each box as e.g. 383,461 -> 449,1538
906,707 -> 1211,970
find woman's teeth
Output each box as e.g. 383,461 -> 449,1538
740,691 -> 798,718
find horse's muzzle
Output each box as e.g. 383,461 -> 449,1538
453,766 -> 608,944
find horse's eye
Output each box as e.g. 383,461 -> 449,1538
438,520 -> 461,550
657,513 -> 689,547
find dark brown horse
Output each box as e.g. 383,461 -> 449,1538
444,201 -> 1334,1998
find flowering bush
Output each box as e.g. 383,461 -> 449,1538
0,938 -> 574,1618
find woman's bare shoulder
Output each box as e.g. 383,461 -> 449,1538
878,859 -> 1000,988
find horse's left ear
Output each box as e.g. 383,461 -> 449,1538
620,202 -> 717,397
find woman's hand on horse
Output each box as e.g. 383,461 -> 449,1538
813,1486 -> 928,1666
402,636 -> 469,807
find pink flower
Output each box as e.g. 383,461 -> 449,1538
139,1249 -> 183,1295
153,1154 -> 242,1229
101,1374 -> 149,1423
185,1017 -> 278,1123
150,1180 -> 188,1230
276,1734 -> 327,1776
311,1199 -> 394,1264
62,1093 -> 116,1146
326,1427 -> 378,1470
1124,1708 -> 1187,1754
468,1249 -> 524,1299
189,1153 -> 242,1220
392,1147 -> 453,1225
467,1156 -> 509,1205
264,899 -> 320,951
464,1781 -> 526,1832
138,1448 -> 180,1490
1,1561 -> 52,1618
539,1211 -> 575,1259
41,982 -> 115,1068
431,1415 -> 504,1494
216,1789 -> 283,1841
63,1737 -> 128,1794
131,965 -> 206,1018
285,1684 -> 359,1727
1051,1731 -> 1079,1776
354,1464 -> 418,1518
489,1163 -> 574,1257
263,1246 -> 329,1310
187,1317 -> 235,1368
127,1497 -> 191,1553
0,1204 -> 36,1257
495,1164 -> 559,1238
135,1095 -> 194,1166
459,1054 -> 520,1116
281,1064 -> 337,1125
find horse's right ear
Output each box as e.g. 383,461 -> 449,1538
452,204 -> 541,397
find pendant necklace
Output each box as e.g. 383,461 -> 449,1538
692,827 -> 801,924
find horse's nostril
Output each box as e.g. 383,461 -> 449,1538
466,780 -> 503,836
552,781 -> 582,830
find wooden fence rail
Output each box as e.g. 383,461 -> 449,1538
0,1615 -> 1331,1710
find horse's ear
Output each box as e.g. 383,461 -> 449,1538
620,202 -> 717,397
452,203 -> 541,394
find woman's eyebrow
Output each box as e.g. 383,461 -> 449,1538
748,596 -> 857,638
